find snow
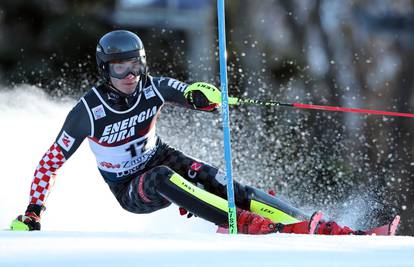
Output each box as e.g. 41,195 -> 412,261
1,86 -> 414,267
1,231 -> 414,267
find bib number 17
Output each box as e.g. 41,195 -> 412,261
125,139 -> 148,157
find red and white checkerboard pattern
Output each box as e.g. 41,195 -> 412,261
29,143 -> 66,206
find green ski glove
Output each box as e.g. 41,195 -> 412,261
184,82 -> 222,106
184,82 -> 239,109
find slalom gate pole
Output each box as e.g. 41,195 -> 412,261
228,97 -> 414,118
217,0 -> 237,234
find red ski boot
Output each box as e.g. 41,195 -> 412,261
235,209 -> 279,234
316,221 -> 361,235
217,210 -> 322,235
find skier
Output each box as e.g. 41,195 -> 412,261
10,30 -> 370,235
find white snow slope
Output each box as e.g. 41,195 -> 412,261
1,87 -> 414,267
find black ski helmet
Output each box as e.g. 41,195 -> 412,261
96,30 -> 147,83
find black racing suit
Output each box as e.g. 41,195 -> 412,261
28,75 -> 305,228
28,76 -> 249,226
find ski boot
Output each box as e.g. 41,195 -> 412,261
218,209 -> 323,235
315,221 -> 361,235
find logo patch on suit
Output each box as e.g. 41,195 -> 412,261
92,105 -> 106,120
191,162 -> 203,171
214,171 -> 227,186
167,79 -> 188,92
57,131 -> 75,152
143,86 -> 156,99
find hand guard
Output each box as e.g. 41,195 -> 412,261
11,204 -> 45,231
184,82 -> 221,111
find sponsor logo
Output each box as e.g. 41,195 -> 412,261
99,106 -> 157,144
92,105 -> 106,120
190,162 -> 203,171
157,77 -> 166,86
167,78 -> 188,92
57,131 -> 75,152
115,148 -> 157,178
143,86 -> 156,99
260,207 -> 275,215
99,162 -> 121,169
181,181 -> 195,193
188,161 -> 204,179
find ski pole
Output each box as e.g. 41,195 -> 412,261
228,97 -> 414,118
217,0 -> 237,234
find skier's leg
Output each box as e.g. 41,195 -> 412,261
243,185 -> 309,224
108,173 -> 172,214
151,166 -> 322,234
146,145 -> 365,235
244,187 -> 368,235
234,186 -> 366,235
145,143 -> 252,210
148,165 -> 229,224
151,144 -> 309,224
114,164 -> 288,234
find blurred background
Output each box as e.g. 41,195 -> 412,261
0,0 -> 413,235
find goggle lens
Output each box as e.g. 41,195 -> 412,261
109,57 -> 144,79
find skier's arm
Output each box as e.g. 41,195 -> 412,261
11,100 -> 91,231
155,77 -> 220,112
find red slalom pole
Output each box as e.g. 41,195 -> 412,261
229,97 -> 414,118
292,103 -> 414,118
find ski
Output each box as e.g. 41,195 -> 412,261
309,211 -> 324,234
363,215 -> 400,236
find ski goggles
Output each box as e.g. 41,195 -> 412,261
108,57 -> 145,79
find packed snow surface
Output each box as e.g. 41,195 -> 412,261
1,87 -> 413,267
1,231 -> 414,267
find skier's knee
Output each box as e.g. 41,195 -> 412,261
147,165 -> 175,190
111,166 -> 175,214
